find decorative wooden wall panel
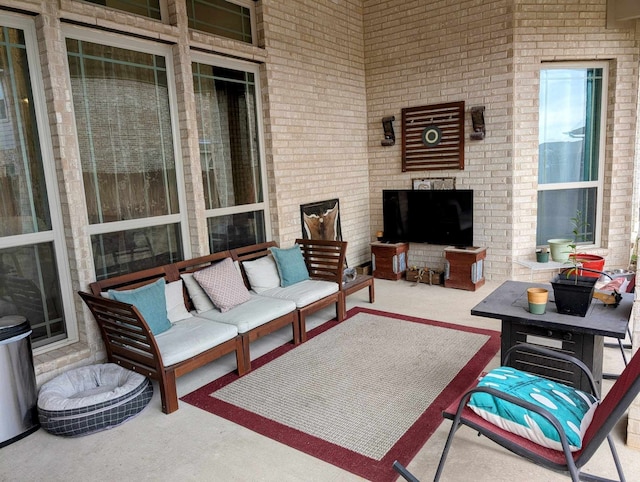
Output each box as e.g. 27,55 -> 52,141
401,101 -> 465,171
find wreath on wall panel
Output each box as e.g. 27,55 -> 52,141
401,101 -> 465,171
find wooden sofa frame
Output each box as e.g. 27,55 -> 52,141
79,263 -> 246,414
80,249 -> 297,414
173,251 -> 300,368
231,238 -> 346,342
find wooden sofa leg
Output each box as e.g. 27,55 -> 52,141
240,335 -> 251,373
299,313 -> 307,343
292,317 -> 301,345
337,296 -> 346,322
160,371 -> 179,414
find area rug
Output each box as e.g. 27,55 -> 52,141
182,307 -> 500,481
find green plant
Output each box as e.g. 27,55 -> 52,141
566,210 -> 588,282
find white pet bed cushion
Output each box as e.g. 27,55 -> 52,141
37,363 -> 152,437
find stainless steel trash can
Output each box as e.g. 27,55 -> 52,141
0,315 -> 39,447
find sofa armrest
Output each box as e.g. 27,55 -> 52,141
295,238 -> 347,284
78,291 -> 164,378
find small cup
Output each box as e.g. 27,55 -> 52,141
527,287 -> 549,315
536,250 -> 549,263
528,302 -> 547,315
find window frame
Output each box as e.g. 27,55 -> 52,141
0,13 -> 79,354
190,51 -> 271,245
63,24 -> 192,268
187,0 -> 257,45
537,61 -> 608,249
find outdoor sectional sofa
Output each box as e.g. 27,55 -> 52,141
78,239 -> 347,414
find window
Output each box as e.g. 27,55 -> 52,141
537,64 -> 607,246
187,0 -> 255,44
82,0 -> 162,20
66,30 -> 187,279
0,19 -> 76,349
192,56 -> 268,251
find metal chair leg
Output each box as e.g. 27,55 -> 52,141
392,460 -> 420,482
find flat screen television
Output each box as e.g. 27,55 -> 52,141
382,189 -> 473,247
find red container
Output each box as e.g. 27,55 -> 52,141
569,254 -> 605,278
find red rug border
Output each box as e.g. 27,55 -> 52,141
181,306 -> 500,482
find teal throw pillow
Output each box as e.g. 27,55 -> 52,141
109,278 -> 172,335
270,244 -> 310,287
468,367 -> 598,452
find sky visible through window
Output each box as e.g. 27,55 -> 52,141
539,69 -> 588,144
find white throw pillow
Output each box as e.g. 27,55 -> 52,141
242,255 -> 281,293
180,272 -> 215,313
165,279 -> 193,323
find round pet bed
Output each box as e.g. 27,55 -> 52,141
37,363 -> 153,437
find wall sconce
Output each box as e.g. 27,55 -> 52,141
470,106 -> 485,140
381,115 -> 395,146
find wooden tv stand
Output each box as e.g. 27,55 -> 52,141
371,242 -> 409,280
444,246 -> 486,291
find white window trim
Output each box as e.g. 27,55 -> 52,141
62,24 -> 192,261
0,13 -> 79,353
538,61 -> 608,249
190,51 -> 271,240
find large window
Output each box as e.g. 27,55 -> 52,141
537,64 -> 607,246
0,20 -> 75,349
192,56 -> 268,251
187,0 -> 255,44
66,31 -> 187,279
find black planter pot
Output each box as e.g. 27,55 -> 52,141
550,274 -> 598,317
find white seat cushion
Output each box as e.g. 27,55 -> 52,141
195,294 -> 296,334
154,317 -> 238,367
257,279 -> 338,308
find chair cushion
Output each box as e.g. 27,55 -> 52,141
196,294 -> 296,334
180,273 -> 215,313
468,367 -> 598,452
257,279 -> 338,308
193,258 -> 251,312
165,279 -> 193,323
242,255 -> 281,293
109,278 -> 171,335
154,317 -> 238,367
270,244 -> 310,287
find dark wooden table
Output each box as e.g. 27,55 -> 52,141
471,280 -> 632,392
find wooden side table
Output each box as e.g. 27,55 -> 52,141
341,274 -> 375,319
444,246 -> 486,291
370,242 -> 409,280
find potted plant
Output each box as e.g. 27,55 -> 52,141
550,211 -> 600,316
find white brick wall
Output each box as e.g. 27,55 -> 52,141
364,0 -> 515,277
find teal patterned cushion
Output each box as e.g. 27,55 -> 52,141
468,367 -> 598,451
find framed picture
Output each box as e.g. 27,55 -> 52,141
412,177 -> 456,190
300,199 -> 342,241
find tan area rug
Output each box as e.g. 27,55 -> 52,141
182,307 -> 500,481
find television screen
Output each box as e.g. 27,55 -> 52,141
382,189 -> 473,247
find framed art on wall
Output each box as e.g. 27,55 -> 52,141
300,199 -> 342,241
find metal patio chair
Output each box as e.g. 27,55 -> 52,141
393,343 -> 640,482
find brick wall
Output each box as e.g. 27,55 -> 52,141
364,0 -> 515,278
365,0 -> 638,282
259,0 -> 370,265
